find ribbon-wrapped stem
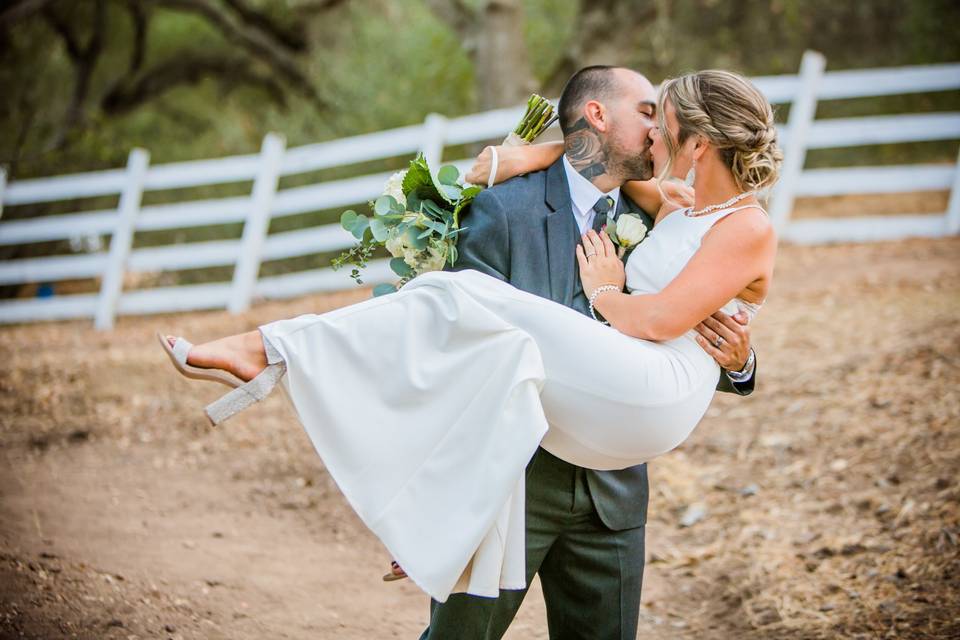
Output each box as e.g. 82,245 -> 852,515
512,94 -> 558,144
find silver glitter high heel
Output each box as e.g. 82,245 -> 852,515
157,332 -> 286,426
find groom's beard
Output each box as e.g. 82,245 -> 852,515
616,143 -> 655,183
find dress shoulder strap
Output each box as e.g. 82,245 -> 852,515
701,204 -> 767,229
713,204 -> 767,219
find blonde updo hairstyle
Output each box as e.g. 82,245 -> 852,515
657,69 -> 782,192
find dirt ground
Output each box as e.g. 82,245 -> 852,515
1,237 -> 958,639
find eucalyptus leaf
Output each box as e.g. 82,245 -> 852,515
421,199 -> 446,218
422,219 -> 446,234
405,225 -> 429,250
437,164 -> 459,186
406,192 -> 423,214
369,217 -> 390,242
390,257 -> 414,277
439,183 -> 462,202
351,215 -> 370,240
373,284 -> 397,297
375,195 -> 400,217
340,209 -> 358,231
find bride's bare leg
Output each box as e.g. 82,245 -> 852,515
166,331 -> 267,382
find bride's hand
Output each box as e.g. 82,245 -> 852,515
576,229 -> 625,298
465,146 -> 500,186
661,179 -> 695,209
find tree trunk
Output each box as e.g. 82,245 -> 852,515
474,0 -> 535,110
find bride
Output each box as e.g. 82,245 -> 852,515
159,69 -> 780,602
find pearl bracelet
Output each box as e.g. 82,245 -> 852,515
588,284 -> 620,324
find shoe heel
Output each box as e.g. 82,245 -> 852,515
204,362 -> 286,426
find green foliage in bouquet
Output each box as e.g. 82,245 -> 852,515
332,93 -> 557,295
332,153 -> 482,296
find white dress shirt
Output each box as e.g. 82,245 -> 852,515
562,155 -> 621,234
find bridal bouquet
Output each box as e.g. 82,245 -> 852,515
332,94 -> 557,296
332,155 -> 481,296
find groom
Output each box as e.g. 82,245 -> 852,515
423,66 -> 756,639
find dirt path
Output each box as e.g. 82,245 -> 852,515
2,238 -> 958,639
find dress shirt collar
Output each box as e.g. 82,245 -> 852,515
562,154 -> 621,217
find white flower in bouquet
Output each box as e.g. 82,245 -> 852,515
384,233 -> 408,260
384,230 -> 423,269
403,245 -> 423,269
417,244 -> 448,273
383,170 -> 407,207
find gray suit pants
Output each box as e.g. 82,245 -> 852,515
419,449 -> 646,640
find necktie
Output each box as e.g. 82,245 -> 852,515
591,196 -> 615,233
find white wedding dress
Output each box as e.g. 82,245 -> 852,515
258,205 -> 762,602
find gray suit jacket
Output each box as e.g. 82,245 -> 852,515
451,157 -> 754,530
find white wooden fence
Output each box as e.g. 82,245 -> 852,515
1,51 -> 958,328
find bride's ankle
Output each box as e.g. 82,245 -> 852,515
222,331 -> 266,381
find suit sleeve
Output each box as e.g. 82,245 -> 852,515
449,189 -> 510,281
715,354 -> 757,396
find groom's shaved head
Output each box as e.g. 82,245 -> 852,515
558,65 -> 657,188
559,66 -> 625,134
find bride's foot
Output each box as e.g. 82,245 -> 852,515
158,330 -> 285,426
382,560 -> 407,582
165,331 -> 267,382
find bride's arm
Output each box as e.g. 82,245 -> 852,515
580,210 -> 776,341
465,142 -> 564,186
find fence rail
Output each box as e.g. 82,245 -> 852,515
1,52 -> 959,328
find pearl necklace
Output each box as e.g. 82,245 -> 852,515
685,191 -> 754,217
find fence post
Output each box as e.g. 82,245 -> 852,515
0,166 -> 6,220
94,148 -> 149,330
421,113 -> 448,172
769,50 -> 826,233
228,132 -> 286,314
945,147 -> 960,235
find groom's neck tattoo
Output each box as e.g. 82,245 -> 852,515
565,118 -> 609,183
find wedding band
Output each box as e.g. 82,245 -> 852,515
585,251 -> 596,258
714,337 -> 724,348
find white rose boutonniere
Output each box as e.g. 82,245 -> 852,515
607,213 -> 648,259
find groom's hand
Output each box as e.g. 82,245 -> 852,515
694,310 -> 751,371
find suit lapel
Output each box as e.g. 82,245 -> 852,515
544,159 -> 578,307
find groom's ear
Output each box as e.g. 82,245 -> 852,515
583,99 -> 609,133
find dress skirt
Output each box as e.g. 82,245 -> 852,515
258,269 -> 720,602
